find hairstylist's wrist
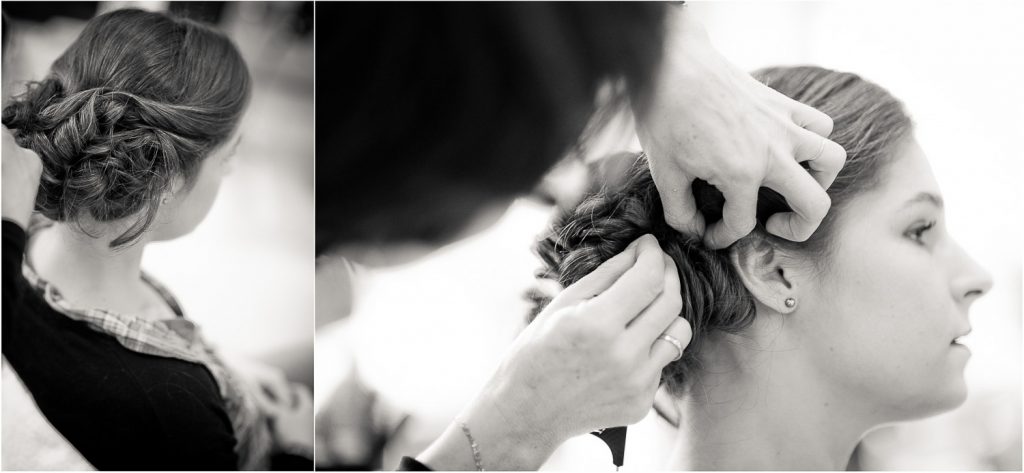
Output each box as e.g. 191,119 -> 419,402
665,1 -> 706,47
418,378 -> 565,471
466,377 -> 565,470
631,2 -> 709,122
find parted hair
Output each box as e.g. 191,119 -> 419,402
531,66 -> 913,395
2,9 -> 251,247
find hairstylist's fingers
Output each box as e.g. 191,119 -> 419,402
549,235 -> 644,311
250,387 -> 282,416
232,360 -> 291,416
790,101 -> 834,137
628,253 -> 682,342
764,160 -> 832,241
704,182 -> 758,249
291,384 -> 312,411
649,316 -> 693,369
650,161 -> 706,236
259,368 -> 293,405
587,234 -> 667,324
791,126 -> 847,190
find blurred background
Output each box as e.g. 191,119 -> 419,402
314,1 -> 1023,470
1,1 -> 313,469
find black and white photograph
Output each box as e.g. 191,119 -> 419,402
2,1 -> 1022,472
1,1 -> 314,470
313,1 -> 1022,471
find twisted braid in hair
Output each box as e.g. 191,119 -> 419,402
532,154 -> 757,395
2,8 -> 250,247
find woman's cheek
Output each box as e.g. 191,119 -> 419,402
819,240 -> 928,374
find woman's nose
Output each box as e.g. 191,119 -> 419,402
950,241 -> 993,305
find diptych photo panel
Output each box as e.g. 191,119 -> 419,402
1,1 -> 314,470
2,1 -> 1022,471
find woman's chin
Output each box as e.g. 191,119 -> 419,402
940,343 -> 972,405
940,376 -> 969,412
885,365 -> 968,422
946,350 -> 971,405
928,372 -> 970,418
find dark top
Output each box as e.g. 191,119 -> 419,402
397,457 -> 432,471
2,219 -> 239,470
393,428 -> 626,471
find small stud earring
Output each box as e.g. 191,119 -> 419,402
784,297 -> 797,308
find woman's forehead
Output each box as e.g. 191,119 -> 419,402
844,137 -> 943,219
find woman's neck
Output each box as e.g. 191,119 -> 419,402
668,327 -> 876,470
28,221 -> 155,316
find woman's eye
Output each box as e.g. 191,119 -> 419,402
906,220 -> 936,244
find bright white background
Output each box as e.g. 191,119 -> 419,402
316,1 -> 1023,470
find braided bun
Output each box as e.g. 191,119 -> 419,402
532,155 -> 757,395
1,9 -> 250,247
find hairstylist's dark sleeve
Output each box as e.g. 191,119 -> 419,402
271,453 -> 315,470
398,456 -> 433,471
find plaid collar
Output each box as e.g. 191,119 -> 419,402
22,219 -> 273,470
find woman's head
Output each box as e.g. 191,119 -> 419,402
315,2 -> 667,254
533,66 -> 992,421
2,8 -> 250,248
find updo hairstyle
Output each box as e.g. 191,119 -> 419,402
2,9 -> 250,247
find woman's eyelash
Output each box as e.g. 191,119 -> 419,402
907,220 -> 936,243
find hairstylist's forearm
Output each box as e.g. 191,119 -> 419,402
417,235 -> 690,470
628,2 -> 703,114
416,382 -> 562,471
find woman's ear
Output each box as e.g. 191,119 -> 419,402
729,235 -> 800,314
160,176 -> 189,205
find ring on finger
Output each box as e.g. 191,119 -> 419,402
657,333 -> 684,362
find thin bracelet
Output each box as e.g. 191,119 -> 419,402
459,421 -> 485,471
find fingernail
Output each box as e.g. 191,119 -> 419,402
641,234 -> 660,249
765,217 -> 791,240
629,234 -> 650,249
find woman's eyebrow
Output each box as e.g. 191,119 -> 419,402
902,192 -> 944,209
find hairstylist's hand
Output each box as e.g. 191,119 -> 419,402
225,355 -> 296,415
1,128 -> 42,228
264,383 -> 315,459
224,355 -> 313,457
418,234 -> 691,470
635,6 -> 846,249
